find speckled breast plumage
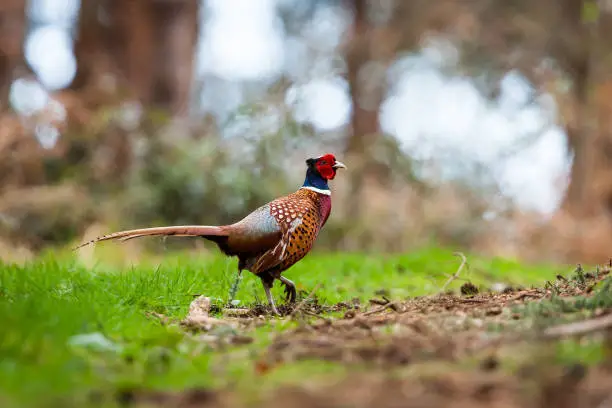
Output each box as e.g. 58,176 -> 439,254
269,188 -> 331,272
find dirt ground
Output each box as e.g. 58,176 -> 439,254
136,268 -> 612,408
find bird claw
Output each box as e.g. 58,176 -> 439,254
282,281 -> 297,303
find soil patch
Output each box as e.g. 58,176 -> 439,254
257,268 -> 611,368
137,266 -> 612,407
127,365 -> 612,408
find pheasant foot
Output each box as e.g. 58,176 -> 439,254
279,276 -> 297,303
263,281 -> 281,316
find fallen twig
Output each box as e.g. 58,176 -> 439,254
474,313 -> 612,354
440,252 -> 468,293
362,301 -> 399,316
507,291 -> 542,302
290,282 -> 322,318
459,298 -> 487,304
303,310 -> 332,323
369,298 -> 389,306
543,313 -> 612,339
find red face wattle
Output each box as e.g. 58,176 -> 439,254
315,154 -> 340,180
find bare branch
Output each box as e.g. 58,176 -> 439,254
542,313 -> 612,339
362,301 -> 400,316
440,252 -> 468,293
290,282 -> 322,318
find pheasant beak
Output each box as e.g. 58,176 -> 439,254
332,160 -> 347,170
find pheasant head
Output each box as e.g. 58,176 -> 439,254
302,153 -> 346,194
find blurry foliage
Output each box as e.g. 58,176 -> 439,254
0,184 -> 95,250
0,75 -> 521,257
6,0 -> 606,260
0,95 -> 499,254
124,134 -> 292,228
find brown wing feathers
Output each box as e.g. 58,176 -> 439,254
73,225 -> 228,250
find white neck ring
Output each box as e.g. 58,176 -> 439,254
300,186 -> 331,196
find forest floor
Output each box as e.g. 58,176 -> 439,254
2,246 -> 612,407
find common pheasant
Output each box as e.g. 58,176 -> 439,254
74,154 -> 346,315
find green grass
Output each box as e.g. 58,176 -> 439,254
0,247 -> 572,407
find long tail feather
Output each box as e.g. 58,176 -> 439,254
73,225 -> 228,250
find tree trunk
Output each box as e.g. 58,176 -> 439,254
563,84 -> 612,215
345,0 -> 381,156
70,0 -> 125,104
343,0 -> 384,228
114,0 -> 156,105
562,57 -> 595,218
149,0 -> 199,116
343,0 -> 403,230
557,7 -> 612,262
559,5 -> 612,219
0,0 -> 26,111
67,0 -> 200,187
71,0 -> 199,115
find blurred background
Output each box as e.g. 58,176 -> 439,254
1,0 -> 610,264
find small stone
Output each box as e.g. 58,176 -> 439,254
486,307 -> 502,316
480,355 -> 500,371
491,282 -> 508,293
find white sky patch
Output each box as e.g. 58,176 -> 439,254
301,5 -> 348,52
495,127 -> 569,214
29,0 -> 80,27
9,78 -> 50,116
198,0 -> 284,80
35,124 -> 61,150
287,78 -> 351,131
25,25 -> 76,90
380,60 -> 569,214
381,67 -> 487,160
498,71 -> 534,111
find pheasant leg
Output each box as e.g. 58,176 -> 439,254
262,280 -> 281,316
279,276 -> 297,303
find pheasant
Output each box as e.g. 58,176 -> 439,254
74,154 -> 346,315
